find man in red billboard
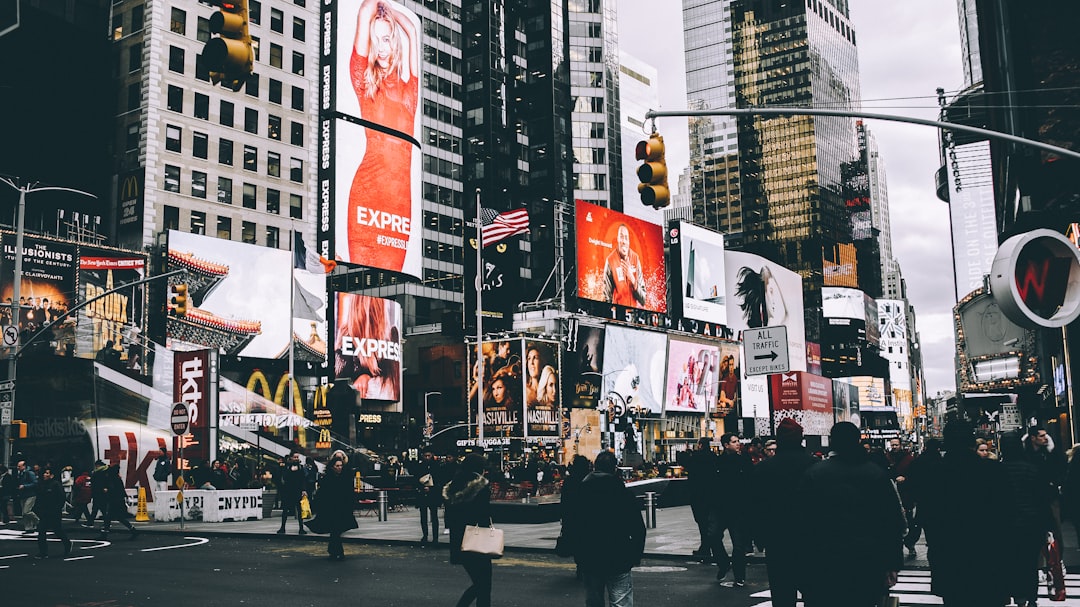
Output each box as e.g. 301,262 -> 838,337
602,224 -> 646,307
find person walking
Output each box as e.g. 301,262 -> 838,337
70,468 -> 94,527
752,419 -> 817,607
414,447 -> 443,544
87,460 -> 109,527
15,460 -> 38,533
313,455 -> 358,561
152,451 -> 171,498
710,433 -> 752,587
557,455 -> 592,577
1024,425 -> 1066,550
33,467 -> 72,559
444,454 -> 495,607
901,438 -> 943,560
885,438 -> 917,560
0,465 -> 15,525
277,452 -> 308,535
685,437 -> 719,560
98,464 -> 138,541
563,450 -> 646,607
999,431 -> 1053,607
796,422 -> 906,607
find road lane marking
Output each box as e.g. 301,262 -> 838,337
141,536 -> 210,552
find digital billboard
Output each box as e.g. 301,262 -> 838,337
576,200 -> 667,313
601,326 -> 667,415
319,0 -> 423,278
663,337 -> 719,414
78,251 -> 146,364
333,293 -> 402,402
724,250 -> 806,371
822,287 -> 866,320
464,234 -> 520,333
838,376 -> 888,408
832,379 -> 860,426
669,221 -> 727,324
770,372 -> 834,436
467,337 -> 524,437
716,340 -> 741,417
562,323 -> 604,409
0,234 -> 76,333
523,339 -> 561,441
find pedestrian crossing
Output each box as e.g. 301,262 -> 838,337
749,570 -> 1080,606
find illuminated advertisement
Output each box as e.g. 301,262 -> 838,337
832,380 -> 860,426
839,376 -> 888,408
523,339 -> 561,440
724,251 -> 806,371
668,221 -> 727,324
319,0 -> 423,278
464,234 -> 520,333
576,200 -> 667,313
333,293 -> 402,402
716,341 -> 741,417
601,326 -> 667,415
663,337 -> 719,414
167,231 -> 328,360
173,349 -> 214,468
77,250 -> 146,364
822,287 -> 866,320
467,337 -> 524,437
770,372 -> 833,436
563,323 -> 605,409
0,234 -> 76,333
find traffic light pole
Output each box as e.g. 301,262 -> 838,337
643,106 -> 1080,162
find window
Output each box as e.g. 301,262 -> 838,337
131,5 -> 144,31
289,193 -> 303,219
127,83 -> 140,110
194,93 -> 209,120
167,85 -> 183,112
245,73 -> 259,97
270,8 -> 283,33
248,0 -> 261,25
112,13 -> 122,40
242,183 -> 257,209
192,132 -> 208,158
168,46 -> 185,73
267,151 -> 280,177
244,146 -> 257,171
292,17 -> 305,41
266,189 -> 280,214
250,36 -> 260,61
217,177 -> 233,204
244,108 -> 258,134
291,86 -> 304,110
170,8 -> 186,35
289,158 -> 303,183
196,17 -> 210,43
219,138 -> 233,165
190,211 -> 206,235
269,79 -> 282,104
165,125 -> 182,152
268,115 -> 281,140
163,206 -> 179,231
191,171 -> 207,198
220,100 -> 234,127
290,121 -> 303,146
128,42 -> 142,71
269,43 -> 283,69
291,51 -> 304,75
266,226 -> 280,248
126,123 -> 139,151
242,221 -> 256,244
217,216 -> 232,240
164,165 -> 180,193
293,0 -> 305,6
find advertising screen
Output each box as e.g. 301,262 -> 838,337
839,376 -> 888,408
523,339 -> 561,440
716,341 -> 741,417
464,233 -> 520,333
822,287 -> 866,320
770,372 -> 834,436
663,337 -> 719,414
601,326 -> 667,415
832,379 -> 860,426
319,0 -> 423,278
670,221 -> 727,324
562,324 -> 604,409
467,337 -> 525,437
77,251 -> 146,363
333,293 -> 402,402
0,234 -> 76,333
724,250 -> 806,371
576,200 -> 667,313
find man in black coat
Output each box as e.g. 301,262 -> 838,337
33,467 -> 72,558
277,451 -> 308,535
752,419 -> 817,607
413,447 -> 443,544
685,437 -> 718,559
796,422 -> 906,607
710,432 -> 752,586
564,450 -> 646,607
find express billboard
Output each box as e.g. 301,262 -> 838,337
669,221 -> 727,324
724,250 -> 806,371
663,337 -> 719,414
333,293 -> 402,402
576,200 -> 667,313
319,0 -> 423,278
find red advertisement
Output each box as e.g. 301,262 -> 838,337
333,293 -> 403,402
575,200 -> 667,313
173,349 -> 211,469
769,371 -> 834,436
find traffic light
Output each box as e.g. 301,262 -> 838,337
11,420 -> 26,438
170,284 -> 189,317
635,133 -> 670,209
203,0 -> 253,91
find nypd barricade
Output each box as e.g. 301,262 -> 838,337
124,488 -> 265,522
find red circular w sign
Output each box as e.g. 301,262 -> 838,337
171,402 -> 190,436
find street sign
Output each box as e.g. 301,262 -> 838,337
0,380 -> 15,391
999,403 -> 1021,432
0,405 -> 10,424
1,388 -> 13,423
170,402 -> 190,436
3,325 -> 18,347
744,325 -> 790,376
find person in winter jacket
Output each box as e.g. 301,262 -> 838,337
0,465 -> 15,524
98,464 -> 138,540
444,454 -> 494,607
563,450 -> 646,607
685,437 -> 719,559
71,468 -> 94,527
278,452 -> 308,535
999,431 -> 1053,607
313,455 -> 358,561
33,467 -> 72,558
710,433 -> 752,586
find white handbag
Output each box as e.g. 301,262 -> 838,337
460,519 -> 504,558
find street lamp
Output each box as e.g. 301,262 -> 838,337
0,177 -> 97,467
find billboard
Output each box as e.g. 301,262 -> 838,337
0,234 -> 76,333
562,323 -> 604,409
319,0 -> 423,278
669,221 -> 727,324
724,251 -> 806,371
601,326 -> 667,415
333,293 -> 402,402
173,349 -> 214,468
839,376 -> 888,408
467,337 -> 524,437
576,200 -> 667,313
770,371 -> 834,436
523,339 -> 561,440
822,287 -> 867,320
832,379 -> 860,426
78,251 -> 146,364
464,234 -> 520,333
663,337 -> 719,414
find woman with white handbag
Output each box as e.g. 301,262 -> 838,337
444,454 -> 496,607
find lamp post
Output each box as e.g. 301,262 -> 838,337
0,178 -> 97,468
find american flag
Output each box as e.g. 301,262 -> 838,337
480,207 -> 530,247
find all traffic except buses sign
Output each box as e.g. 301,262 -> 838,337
171,402 -> 190,436
744,325 -> 790,376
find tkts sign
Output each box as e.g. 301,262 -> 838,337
174,350 -> 213,468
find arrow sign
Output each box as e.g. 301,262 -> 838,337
744,325 -> 790,376
753,350 -> 779,362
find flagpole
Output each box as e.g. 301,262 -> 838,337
475,188 -> 484,447
288,227 -> 296,444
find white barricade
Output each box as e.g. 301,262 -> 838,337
126,488 -> 264,522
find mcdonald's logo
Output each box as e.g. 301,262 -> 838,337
120,174 -> 141,201
244,370 -> 309,447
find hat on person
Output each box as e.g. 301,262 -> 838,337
776,418 -> 804,446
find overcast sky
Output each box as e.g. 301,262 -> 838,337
618,0 -> 965,397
